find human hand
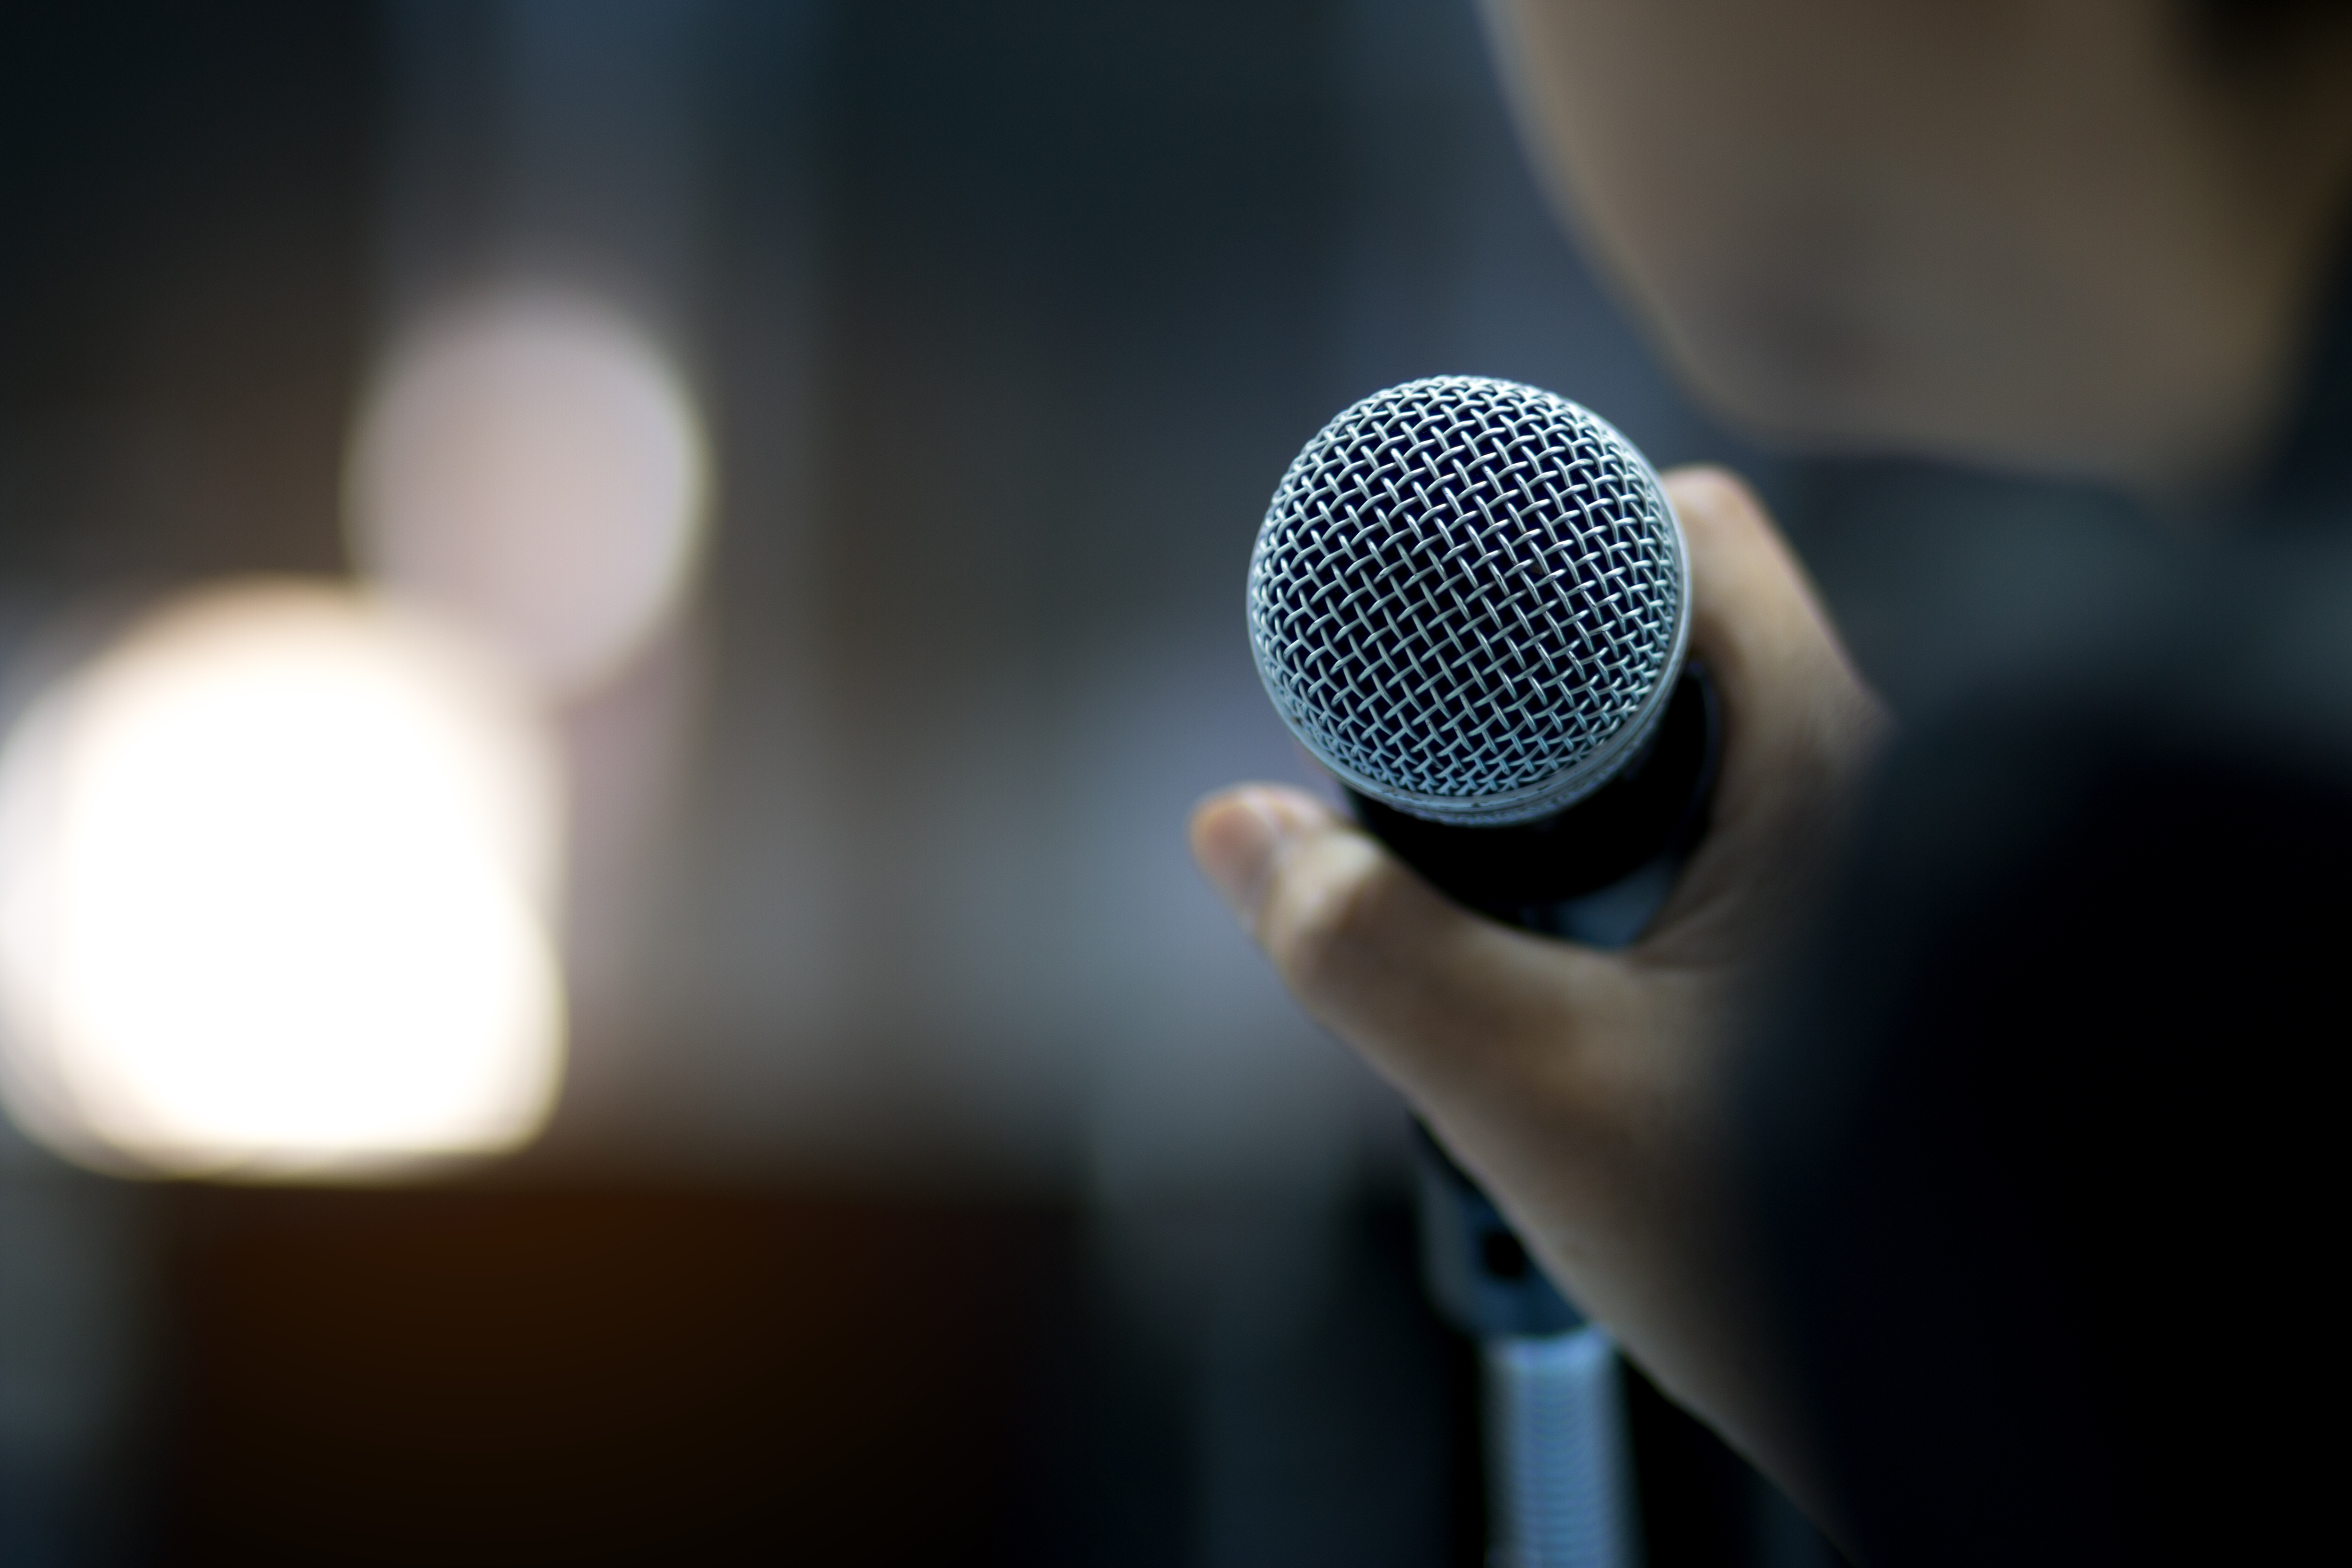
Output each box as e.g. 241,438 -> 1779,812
1190,467 -> 1887,1522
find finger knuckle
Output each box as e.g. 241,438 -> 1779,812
1264,848 -> 1400,1004
1669,464 -> 1760,520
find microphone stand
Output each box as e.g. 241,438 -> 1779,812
1416,1124 -> 1639,1568
1352,669 -> 1722,1568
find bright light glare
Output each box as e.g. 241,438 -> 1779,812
0,582 -> 564,1178
345,292 -> 710,697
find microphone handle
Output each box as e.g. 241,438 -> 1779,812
1354,666 -> 1722,1568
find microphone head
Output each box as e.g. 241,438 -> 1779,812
1248,376 -> 1688,826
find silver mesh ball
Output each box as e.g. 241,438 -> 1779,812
1248,376 -> 1687,825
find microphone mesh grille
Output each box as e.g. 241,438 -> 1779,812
1248,377 -> 1684,822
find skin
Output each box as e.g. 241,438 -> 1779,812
1482,0 -> 2352,505
1193,0 -> 2352,1544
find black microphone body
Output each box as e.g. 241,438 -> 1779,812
1375,663 -> 1718,1344
1346,665 -> 1720,942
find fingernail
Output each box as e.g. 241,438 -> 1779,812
1196,792 -> 1289,925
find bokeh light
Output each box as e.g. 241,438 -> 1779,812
0,581 -> 564,1178
345,292 -> 710,697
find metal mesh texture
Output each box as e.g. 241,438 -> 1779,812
1248,377 -> 1685,823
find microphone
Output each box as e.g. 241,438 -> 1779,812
1247,375 -> 1719,942
1245,377 -> 1722,1568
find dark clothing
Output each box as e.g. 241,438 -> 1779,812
1743,284 -> 2352,1564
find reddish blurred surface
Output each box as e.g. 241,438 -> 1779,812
158,1186 -> 1070,1566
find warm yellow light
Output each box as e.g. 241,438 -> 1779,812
0,582 -> 564,1179
345,291 -> 710,697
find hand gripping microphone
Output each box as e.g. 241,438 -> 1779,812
1246,377 -> 1722,1568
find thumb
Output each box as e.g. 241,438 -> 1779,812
1189,784 -> 1632,1117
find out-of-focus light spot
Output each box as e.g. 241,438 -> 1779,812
346,292 -> 710,697
0,581 -> 564,1179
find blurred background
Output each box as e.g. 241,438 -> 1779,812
0,1 -> 2102,1563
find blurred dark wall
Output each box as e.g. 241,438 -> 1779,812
0,2 -> 373,589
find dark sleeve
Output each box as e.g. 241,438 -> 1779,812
1737,701 -> 2349,1567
